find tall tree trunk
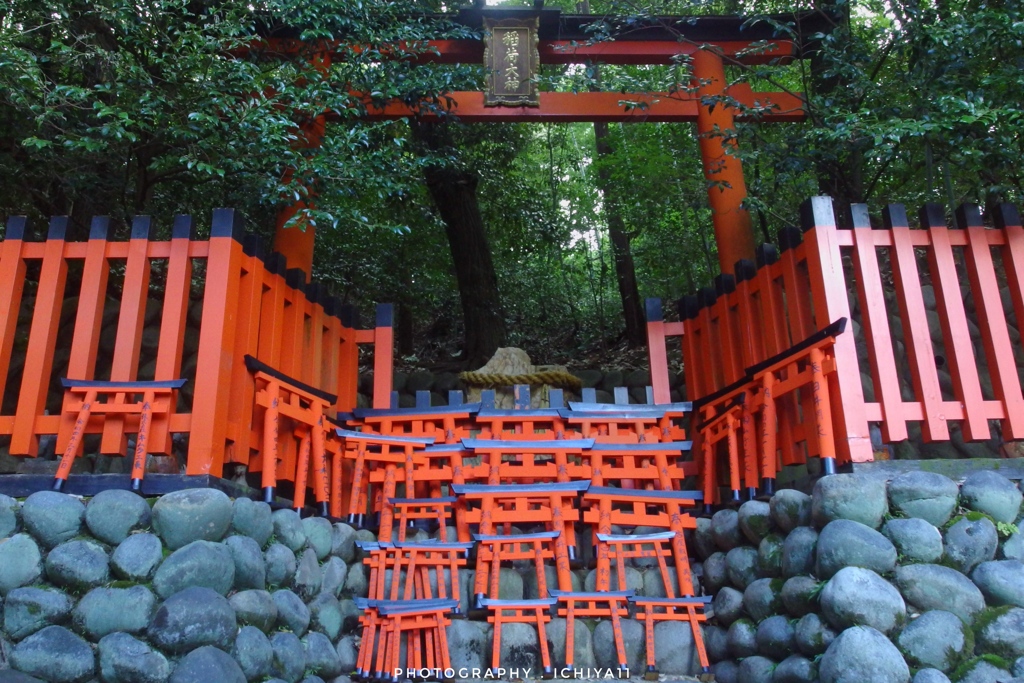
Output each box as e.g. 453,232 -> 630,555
412,120 -> 506,366
593,124 -> 645,347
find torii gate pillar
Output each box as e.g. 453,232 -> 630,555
693,48 -> 756,274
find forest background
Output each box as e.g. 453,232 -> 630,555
1,0 -> 1021,369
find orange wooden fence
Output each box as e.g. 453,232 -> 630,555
0,210 -> 392,482
648,197 -> 1024,464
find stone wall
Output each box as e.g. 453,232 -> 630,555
696,471 -> 1024,683
0,488 -> 706,683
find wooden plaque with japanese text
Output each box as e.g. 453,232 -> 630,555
483,16 -> 540,107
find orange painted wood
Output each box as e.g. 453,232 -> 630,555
360,88 -> 804,124
12,220 -> 69,455
888,211 -> 948,440
101,217 -> 153,454
372,304 -> 394,409
225,251 -> 264,465
997,205 -> 1024,439
151,216 -> 194,453
645,300 -> 672,404
848,216 -> 907,442
308,300 -> 326,392
801,197 -> 873,462
734,274 -> 764,368
924,212 -> 988,439
754,258 -> 788,358
680,315 -> 702,401
961,208 -> 1024,438
0,220 -> 28,415
779,242 -> 814,342
335,320 -> 359,413
716,294 -> 744,387
58,219 -> 113,454
188,212 -> 244,475
696,304 -> 723,391
258,262 -> 286,369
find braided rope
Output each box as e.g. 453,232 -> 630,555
458,370 -> 583,391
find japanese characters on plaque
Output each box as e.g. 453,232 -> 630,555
484,16 -> 540,107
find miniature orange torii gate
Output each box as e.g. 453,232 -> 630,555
255,8 -> 833,277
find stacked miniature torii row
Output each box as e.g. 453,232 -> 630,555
335,387 -> 712,682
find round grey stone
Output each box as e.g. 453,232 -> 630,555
712,660 -> 740,683
320,556 -> 348,599
343,561 -> 368,598
744,577 -> 784,622
10,625 -> 95,683
896,610 -> 973,673
170,645 -> 246,683
888,472 -> 959,526
232,498 -> 274,548
0,492 -> 21,538
781,575 -> 820,617
726,618 -> 757,658
711,510 -> 743,551
84,490 -> 151,544
273,589 -> 311,637
703,552 -> 728,593
794,612 -> 836,657
758,533 -> 784,578
703,624 -> 729,663
336,634 -> 358,673
230,589 -> 278,633
883,518 -> 943,564
593,618 -> 644,672
0,672 -> 47,683
45,539 -> 109,591
782,527 -> 818,578
265,543 -> 297,588
725,546 -> 760,589
234,625 -> 274,681
21,491 -> 84,549
446,619 -> 489,670
226,535 -> 267,590
301,518 -> 332,561
944,515 -> 999,573
153,539 -> 235,598
961,471 -> 1024,524
3,587 -> 73,640
913,670 -> 952,683
818,625 -> 910,683
1014,656 -> 1024,677
653,621 -> 696,674
972,560 -> 1024,607
110,532 -> 163,581
770,489 -> 812,533
584,565 -> 642,594
271,631 -> 307,683
975,606 -> 1024,659
308,592 -> 343,641
147,586 -> 237,653
816,518 -> 897,579
330,524 -> 357,563
1004,529 -> 1024,561
98,632 -> 170,683
294,548 -> 322,600
694,517 -> 716,560
0,534 -> 42,595
272,509 -> 307,552
738,655 -> 775,683
712,586 -> 745,626
151,488 -> 233,550
953,658 -> 1013,683
812,474 -> 889,529
739,501 -> 774,544
895,563 -> 986,623
73,585 -> 157,639
773,655 -> 817,683
756,614 -> 794,660
302,632 -> 342,679
820,566 -> 906,634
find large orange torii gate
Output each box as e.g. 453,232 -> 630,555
261,8 -> 832,278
